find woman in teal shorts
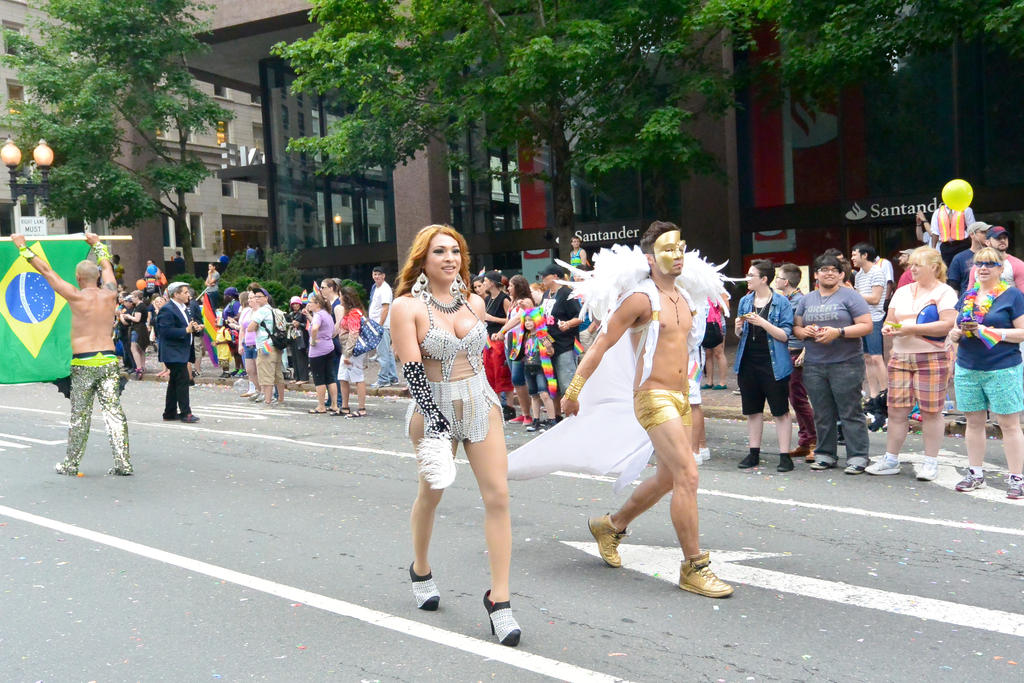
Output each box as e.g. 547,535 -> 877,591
949,247 -> 1024,499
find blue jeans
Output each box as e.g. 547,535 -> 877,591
553,350 -> 578,396
376,327 -> 398,383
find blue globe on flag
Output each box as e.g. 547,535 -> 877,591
5,272 -> 55,324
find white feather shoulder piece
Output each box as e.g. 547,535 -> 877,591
557,243 -> 738,321
555,244 -> 651,321
676,248 -> 737,317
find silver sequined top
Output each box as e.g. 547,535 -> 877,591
406,301 -> 499,443
420,304 -> 487,382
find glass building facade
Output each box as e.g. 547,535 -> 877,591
259,58 -> 396,281
736,37 -> 1024,268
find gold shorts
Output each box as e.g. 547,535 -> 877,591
633,389 -> 691,431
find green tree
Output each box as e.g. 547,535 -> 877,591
726,1 -> 1024,98
276,1 -> 741,255
1,0 -> 231,272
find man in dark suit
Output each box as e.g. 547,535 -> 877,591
156,282 -> 203,423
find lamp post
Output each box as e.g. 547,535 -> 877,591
2,138 -> 54,214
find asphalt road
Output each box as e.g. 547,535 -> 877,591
1,380 -> 1021,682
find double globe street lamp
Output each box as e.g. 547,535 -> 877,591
2,138 -> 54,209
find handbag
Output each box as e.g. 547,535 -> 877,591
352,314 -> 384,357
701,320 -> 724,348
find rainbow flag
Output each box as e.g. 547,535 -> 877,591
312,281 -> 321,298
975,325 -> 1004,349
201,292 -> 219,367
573,338 -> 584,356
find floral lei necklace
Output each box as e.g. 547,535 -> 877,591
960,280 -> 1009,323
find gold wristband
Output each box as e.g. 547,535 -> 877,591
563,373 -> 587,401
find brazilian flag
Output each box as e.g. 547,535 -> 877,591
0,240 -> 92,384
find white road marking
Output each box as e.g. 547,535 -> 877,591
0,505 -> 628,683
134,419 -> 1024,539
0,432 -> 66,445
1,403 -> 1021,537
564,541 -> 1024,639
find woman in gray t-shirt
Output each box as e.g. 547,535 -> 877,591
793,255 -> 873,473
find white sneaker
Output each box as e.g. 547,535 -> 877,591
250,393 -> 265,402
866,458 -> 901,475
915,460 -> 939,481
693,452 -> 703,465
699,448 -> 710,463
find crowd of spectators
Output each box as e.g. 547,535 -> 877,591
106,219 -> 1024,499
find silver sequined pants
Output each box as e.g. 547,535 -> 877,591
62,362 -> 131,472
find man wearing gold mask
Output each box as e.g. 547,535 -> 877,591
510,221 -> 733,598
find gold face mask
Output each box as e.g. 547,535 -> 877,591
652,230 -> 685,275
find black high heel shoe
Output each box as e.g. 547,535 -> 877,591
483,590 -> 521,646
410,563 -> 440,611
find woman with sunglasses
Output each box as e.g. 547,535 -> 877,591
948,247 -> 1024,499
867,247 -> 956,480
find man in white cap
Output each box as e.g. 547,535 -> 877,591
947,221 -> 991,296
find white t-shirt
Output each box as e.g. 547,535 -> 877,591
878,258 -> 894,286
855,263 -> 887,321
368,280 -> 393,328
887,281 -> 958,354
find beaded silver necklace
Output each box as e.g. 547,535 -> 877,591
427,293 -> 463,314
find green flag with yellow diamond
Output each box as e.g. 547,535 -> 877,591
0,239 -> 92,384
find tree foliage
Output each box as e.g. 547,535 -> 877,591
276,0 -> 742,253
1,0 -> 231,270
722,1 -> 1024,99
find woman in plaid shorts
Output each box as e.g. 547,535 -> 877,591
947,247 -> 1024,500
867,247 -> 957,480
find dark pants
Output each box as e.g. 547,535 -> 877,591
789,349 -> 815,447
289,342 -> 309,382
803,358 -> 869,467
939,238 -> 970,267
119,328 -> 135,371
164,362 -> 192,418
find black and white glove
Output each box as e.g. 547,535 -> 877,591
403,361 -> 451,438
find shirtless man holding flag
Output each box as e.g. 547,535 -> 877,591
12,231 -> 131,476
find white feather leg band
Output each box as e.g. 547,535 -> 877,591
417,434 -> 456,489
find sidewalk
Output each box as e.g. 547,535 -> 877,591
135,347 -> 998,437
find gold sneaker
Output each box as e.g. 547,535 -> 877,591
588,514 -> 626,568
679,551 -> 733,598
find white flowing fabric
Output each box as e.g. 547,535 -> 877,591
506,326 -> 653,493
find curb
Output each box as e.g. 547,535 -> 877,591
137,374 -> 1003,438
137,372 -> 410,398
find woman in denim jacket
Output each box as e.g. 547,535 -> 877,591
733,260 -> 795,472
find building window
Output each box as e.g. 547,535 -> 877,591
221,180 -> 234,197
188,213 -> 204,248
6,82 -> 24,113
250,92 -> 261,105
216,120 -> 229,145
251,122 -> 264,151
162,215 -> 174,247
2,21 -> 22,56
214,84 -> 228,98
257,184 -> 267,200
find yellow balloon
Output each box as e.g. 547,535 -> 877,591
942,179 -> 973,212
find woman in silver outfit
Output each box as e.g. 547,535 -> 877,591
389,224 -> 520,646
